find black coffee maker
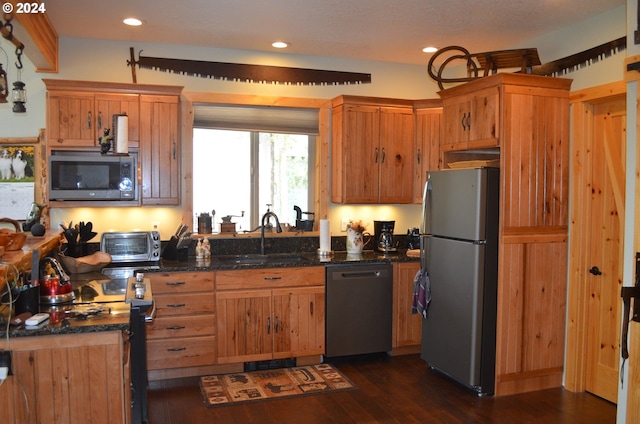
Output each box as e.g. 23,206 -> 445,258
374,220 -> 396,253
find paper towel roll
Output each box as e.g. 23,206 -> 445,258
319,219 -> 331,253
113,114 -> 129,154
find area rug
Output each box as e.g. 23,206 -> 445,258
200,364 -> 356,406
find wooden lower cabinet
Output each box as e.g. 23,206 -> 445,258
215,267 -> 325,364
147,271 -> 216,378
392,261 -> 422,354
0,331 -> 129,424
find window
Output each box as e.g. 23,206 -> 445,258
193,128 -> 315,232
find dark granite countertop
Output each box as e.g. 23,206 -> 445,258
3,249 -> 420,338
7,307 -> 130,338
155,249 -> 420,272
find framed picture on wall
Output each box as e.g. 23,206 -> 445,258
0,137 -> 38,220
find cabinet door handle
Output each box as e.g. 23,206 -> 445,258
165,281 -> 186,286
466,112 -> 471,130
87,111 -> 92,129
173,142 -> 177,160
417,148 -> 421,165
267,316 -> 271,334
167,303 -> 186,308
167,347 -> 187,352
374,147 -> 379,163
461,112 -> 467,130
381,148 -> 386,163
275,315 -> 279,333
167,326 -> 186,330
97,111 -> 102,129
264,276 -> 282,281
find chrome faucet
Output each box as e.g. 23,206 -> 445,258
261,205 -> 282,255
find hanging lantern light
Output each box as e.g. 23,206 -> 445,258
0,63 -> 7,103
11,80 -> 25,112
12,45 -> 25,113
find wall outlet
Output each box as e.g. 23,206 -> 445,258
152,222 -> 160,231
341,218 -> 351,232
0,350 -> 12,376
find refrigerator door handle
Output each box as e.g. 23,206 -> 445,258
420,179 -> 432,234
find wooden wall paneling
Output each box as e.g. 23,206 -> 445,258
10,350 -> 36,424
330,105 -> 345,203
564,99 -> 592,392
494,78 -> 570,396
315,105 -> 332,223
67,346 -> 92,423
496,242 -> 525,376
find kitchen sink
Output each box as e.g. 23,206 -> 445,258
214,254 -> 312,266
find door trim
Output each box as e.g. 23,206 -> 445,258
565,80 -> 626,393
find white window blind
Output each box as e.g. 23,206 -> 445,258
193,104 -> 319,135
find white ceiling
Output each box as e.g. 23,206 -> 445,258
45,0 -> 625,66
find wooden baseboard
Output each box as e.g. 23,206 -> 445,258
495,368 -> 563,396
391,345 -> 421,356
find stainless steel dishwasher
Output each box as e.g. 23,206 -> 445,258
325,262 -> 393,358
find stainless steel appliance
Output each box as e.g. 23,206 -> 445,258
374,220 -> 396,252
100,230 -> 159,424
325,263 -> 393,357
419,167 -> 499,395
49,151 -> 138,201
100,230 -> 161,263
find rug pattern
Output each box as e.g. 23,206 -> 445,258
200,363 -> 355,406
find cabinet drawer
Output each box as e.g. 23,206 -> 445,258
154,293 -> 215,316
147,336 -> 216,370
216,266 -> 325,290
150,271 -> 214,294
147,315 -> 215,339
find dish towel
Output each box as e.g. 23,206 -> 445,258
411,268 -> 432,318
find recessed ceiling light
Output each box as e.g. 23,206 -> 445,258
272,41 -> 289,49
422,46 -> 438,53
123,17 -> 143,27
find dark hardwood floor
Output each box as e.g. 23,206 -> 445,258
147,354 -> 616,424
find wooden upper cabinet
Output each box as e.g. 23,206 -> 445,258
413,101 -> 442,204
441,85 -> 499,151
379,107 -> 415,204
46,90 -> 141,149
47,91 -> 97,147
140,94 -> 180,206
331,96 -> 414,204
94,93 -> 141,148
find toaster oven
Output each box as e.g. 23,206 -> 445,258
100,231 -> 161,263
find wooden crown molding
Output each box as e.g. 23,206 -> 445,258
3,1 -> 58,73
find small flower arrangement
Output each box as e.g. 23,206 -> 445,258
348,220 -> 366,233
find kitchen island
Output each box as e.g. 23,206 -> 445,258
0,233 -> 132,424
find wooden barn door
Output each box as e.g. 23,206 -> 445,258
583,96 -> 626,403
566,83 -> 626,404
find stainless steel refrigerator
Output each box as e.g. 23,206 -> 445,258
419,167 -> 499,395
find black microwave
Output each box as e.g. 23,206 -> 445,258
49,152 -> 138,201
